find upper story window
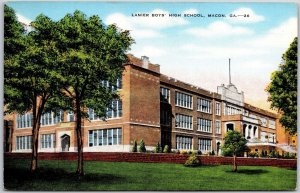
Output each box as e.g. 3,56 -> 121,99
175,114 -> 193,129
175,91 -> 192,109
160,108 -> 171,126
226,105 -> 242,115
197,118 -> 212,133
260,117 -> 267,127
17,113 -> 32,128
215,120 -> 221,134
197,98 -> 211,113
160,87 -> 170,102
67,111 -> 75,122
215,102 -> 221,115
88,99 -> 122,120
269,119 -> 275,129
41,111 -> 64,126
101,78 -> 122,91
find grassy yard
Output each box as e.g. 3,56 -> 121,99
4,158 -> 297,191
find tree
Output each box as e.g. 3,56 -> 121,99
54,11 -> 134,177
139,139 -> 146,153
4,6 -> 61,172
266,37 -> 297,135
222,130 -> 247,172
132,139 -> 138,152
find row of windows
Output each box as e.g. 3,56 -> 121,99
16,135 -> 32,150
100,78 -> 122,91
40,134 -> 56,149
226,106 -> 242,115
197,98 -> 211,113
175,114 -> 193,129
88,100 -> 122,120
197,118 -> 212,133
176,136 -> 212,152
88,128 -> 122,147
175,91 -> 193,109
17,111 -> 64,128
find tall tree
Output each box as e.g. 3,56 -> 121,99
222,130 -> 247,172
266,37 -> 297,135
4,8 -> 61,172
54,11 -> 134,177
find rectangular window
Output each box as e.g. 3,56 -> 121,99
160,109 -> 171,126
175,91 -> 192,109
176,136 -> 192,150
87,100 -> 123,120
40,133 -> 55,149
215,120 -> 221,134
41,111 -> 63,126
16,113 -> 33,128
197,98 -> 211,113
67,111 -> 74,122
198,138 -> 212,152
16,135 -> 32,150
175,114 -> 193,129
88,128 -> 122,147
160,87 -> 170,102
197,118 -> 212,133
215,102 -> 221,115
269,120 -> 275,129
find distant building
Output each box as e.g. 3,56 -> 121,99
4,55 -> 297,156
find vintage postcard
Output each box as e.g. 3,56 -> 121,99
3,1 -> 298,191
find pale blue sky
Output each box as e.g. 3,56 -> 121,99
7,2 -> 298,110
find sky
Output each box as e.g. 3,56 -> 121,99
6,2 -> 298,111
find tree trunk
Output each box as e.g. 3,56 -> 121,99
232,154 -> 237,172
30,123 -> 39,173
75,101 -> 84,177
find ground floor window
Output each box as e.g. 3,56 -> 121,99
89,128 -> 122,147
16,135 -> 32,150
176,136 -> 192,150
40,133 -> 56,149
198,138 -> 212,152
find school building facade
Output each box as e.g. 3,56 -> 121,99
4,55 -> 297,155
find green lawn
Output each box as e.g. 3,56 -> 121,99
4,158 -> 297,191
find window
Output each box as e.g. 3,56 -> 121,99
16,135 -> 32,150
215,120 -> 221,134
160,109 -> 171,126
160,87 -> 170,102
198,138 -> 212,152
226,106 -> 242,115
88,100 -> 122,121
67,111 -> 74,122
175,114 -> 193,129
260,117 -> 267,127
175,91 -> 192,109
176,136 -> 192,150
41,111 -> 64,126
215,102 -> 221,115
101,78 -> 122,91
88,128 -> 122,147
269,119 -> 275,129
197,118 -> 212,133
197,98 -> 211,113
40,133 -> 56,149
16,113 -> 33,128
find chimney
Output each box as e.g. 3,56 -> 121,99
141,56 -> 149,68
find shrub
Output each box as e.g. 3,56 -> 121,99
184,152 -> 200,167
131,139 -> 137,152
248,152 -> 259,158
188,150 -> 193,155
154,142 -> 161,153
268,150 -> 279,158
209,150 -> 215,156
163,145 -> 170,153
139,139 -> 146,153
180,150 -> 188,155
197,150 -> 202,155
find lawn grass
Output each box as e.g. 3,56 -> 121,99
4,158 -> 297,191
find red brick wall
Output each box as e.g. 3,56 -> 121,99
5,152 -> 296,169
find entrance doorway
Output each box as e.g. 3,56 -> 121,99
61,134 -> 70,152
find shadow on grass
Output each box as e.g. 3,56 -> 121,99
225,169 -> 269,175
4,167 -> 124,190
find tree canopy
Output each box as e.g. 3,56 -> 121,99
266,37 -> 297,135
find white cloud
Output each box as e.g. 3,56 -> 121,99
132,46 -> 166,58
105,8 -> 192,39
185,21 -> 254,38
182,8 -> 199,15
16,13 -> 32,26
228,7 -> 265,23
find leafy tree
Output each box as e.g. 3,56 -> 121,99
4,6 -> 61,172
54,11 -> 134,177
266,37 -> 297,134
222,130 -> 247,172
139,139 -> 146,153
132,139 -> 138,152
